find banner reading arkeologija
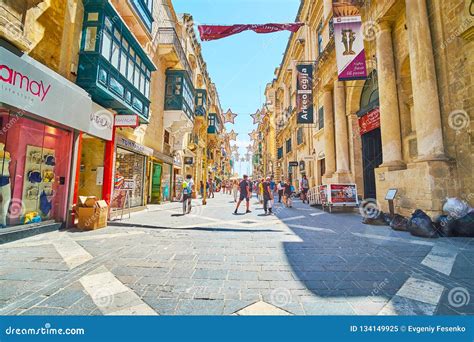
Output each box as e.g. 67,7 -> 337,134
333,0 -> 367,81
296,64 -> 313,124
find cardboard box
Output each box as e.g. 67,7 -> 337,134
76,200 -> 109,230
78,196 -> 99,208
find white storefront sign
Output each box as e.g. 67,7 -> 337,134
0,47 -> 113,140
114,114 -> 139,127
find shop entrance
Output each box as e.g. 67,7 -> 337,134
150,163 -> 162,204
78,134 -> 106,199
361,127 -> 382,199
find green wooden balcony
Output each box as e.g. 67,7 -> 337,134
163,69 -> 195,133
207,113 -> 220,134
76,0 -> 156,123
195,89 -> 207,118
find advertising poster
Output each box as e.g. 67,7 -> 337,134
332,0 -> 367,81
296,64 -> 314,124
330,184 -> 358,204
358,107 -> 380,135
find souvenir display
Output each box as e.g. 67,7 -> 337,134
22,145 -> 56,219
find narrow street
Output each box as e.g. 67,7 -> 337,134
1,193 -> 473,316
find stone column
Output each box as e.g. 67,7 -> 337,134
334,80 -> 350,173
322,86 -> 336,177
405,0 -> 445,160
323,0 -> 332,21
375,20 -> 404,167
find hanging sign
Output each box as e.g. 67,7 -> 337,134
198,23 -> 304,41
296,64 -> 314,124
333,1 -> 367,81
358,107 -> 380,135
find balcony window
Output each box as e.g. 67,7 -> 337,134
277,147 -> 283,159
195,89 -> 207,117
286,138 -> 292,153
130,0 -> 154,32
84,27 -> 98,51
77,0 -> 156,122
318,107 -> 324,130
297,127 -> 304,145
87,12 -> 99,21
98,68 -> 107,84
109,77 -> 124,97
317,22 -> 323,56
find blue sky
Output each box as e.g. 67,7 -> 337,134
173,0 -> 300,176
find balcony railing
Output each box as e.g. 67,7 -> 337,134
157,27 -> 192,76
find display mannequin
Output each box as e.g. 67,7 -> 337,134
0,143 -> 11,228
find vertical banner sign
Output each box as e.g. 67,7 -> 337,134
332,0 -> 367,81
296,64 -> 314,124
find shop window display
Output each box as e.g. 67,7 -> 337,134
0,110 -> 72,227
112,147 -> 145,208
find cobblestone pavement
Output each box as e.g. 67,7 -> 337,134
1,193 -> 473,316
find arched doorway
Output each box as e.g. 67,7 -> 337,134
357,71 -> 382,199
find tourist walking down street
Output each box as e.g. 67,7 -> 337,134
258,179 -> 264,204
277,179 -> 284,203
300,174 -> 310,204
283,179 -> 294,208
208,178 -> 215,198
262,177 -> 273,215
269,176 -> 276,208
234,175 -> 251,214
182,174 -> 194,214
232,179 -> 239,202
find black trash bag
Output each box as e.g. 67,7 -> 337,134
390,214 -> 409,231
452,211 -> 474,237
433,214 -> 457,237
383,213 -> 393,225
362,211 -> 388,225
407,209 -> 439,238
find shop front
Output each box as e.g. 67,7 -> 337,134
148,150 -> 174,204
0,45 -> 112,233
111,136 -> 150,211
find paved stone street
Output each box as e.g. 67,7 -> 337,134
1,193 -> 473,316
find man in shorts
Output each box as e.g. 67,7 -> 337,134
234,175 -> 251,214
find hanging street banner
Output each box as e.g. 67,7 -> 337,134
296,64 -> 314,124
198,23 -> 304,41
333,0 -> 367,81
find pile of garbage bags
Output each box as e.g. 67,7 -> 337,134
362,197 -> 474,238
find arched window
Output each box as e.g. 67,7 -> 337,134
357,71 -> 379,117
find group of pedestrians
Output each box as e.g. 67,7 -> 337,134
184,173 -> 311,216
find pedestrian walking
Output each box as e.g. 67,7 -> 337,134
234,175 -> 251,214
258,179 -> 264,204
208,178 -> 215,198
182,174 -> 194,214
300,174 -> 310,204
269,176 -> 276,208
283,178 -> 294,208
262,177 -> 273,215
277,179 -> 284,203
232,179 -> 239,202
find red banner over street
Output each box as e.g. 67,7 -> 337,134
198,23 -> 304,41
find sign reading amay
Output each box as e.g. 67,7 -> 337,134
0,47 -> 113,141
